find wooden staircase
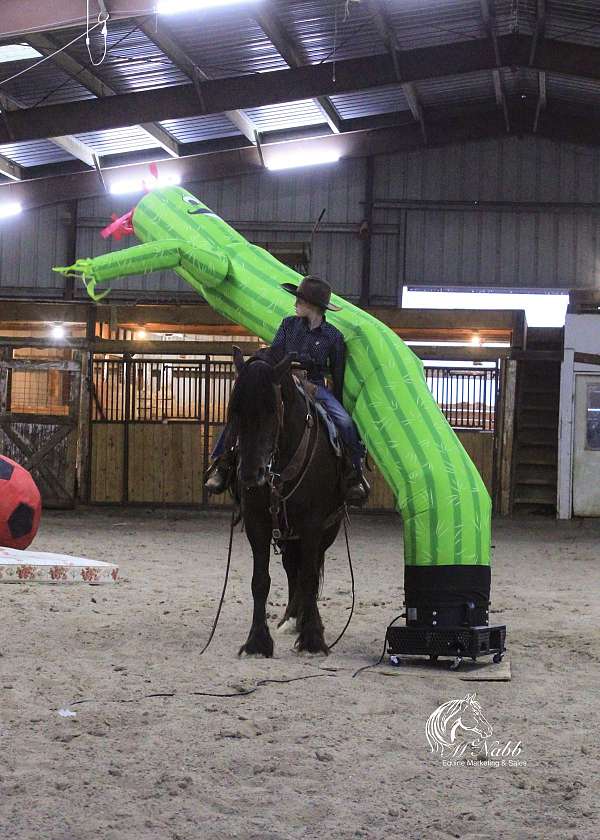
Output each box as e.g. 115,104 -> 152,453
512,328 -> 563,514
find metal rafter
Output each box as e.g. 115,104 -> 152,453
0,109 -> 513,202
480,0 -> 510,133
251,2 -> 341,134
530,0 -> 547,65
2,33 -> 600,147
530,1 -> 547,133
25,31 -> 181,158
0,153 -> 22,181
137,18 -> 257,145
364,0 -> 427,143
533,71 -> 547,133
0,88 -> 96,168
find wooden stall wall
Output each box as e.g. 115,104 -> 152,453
90,357 -> 233,506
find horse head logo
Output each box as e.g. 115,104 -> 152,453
425,693 -> 493,756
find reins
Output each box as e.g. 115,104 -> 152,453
267,381 -> 323,551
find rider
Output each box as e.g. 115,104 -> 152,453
205,275 -> 370,504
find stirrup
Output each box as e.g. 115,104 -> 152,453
346,481 -> 368,504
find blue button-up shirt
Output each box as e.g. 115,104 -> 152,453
271,315 -> 346,402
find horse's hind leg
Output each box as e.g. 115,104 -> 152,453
239,527 -> 274,658
277,543 -> 301,633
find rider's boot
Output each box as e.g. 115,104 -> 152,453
205,450 -> 235,495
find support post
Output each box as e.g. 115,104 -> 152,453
360,156 -> 374,308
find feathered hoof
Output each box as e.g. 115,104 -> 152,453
238,624 -> 274,658
295,628 -> 329,656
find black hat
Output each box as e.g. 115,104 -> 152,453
281,275 -> 342,312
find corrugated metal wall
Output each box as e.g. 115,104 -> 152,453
371,135 -> 600,302
0,204 -> 70,298
3,136 -> 600,303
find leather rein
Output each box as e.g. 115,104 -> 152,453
265,375 -> 344,552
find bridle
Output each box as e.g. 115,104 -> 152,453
266,376 -> 321,553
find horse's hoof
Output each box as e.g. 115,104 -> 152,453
276,617 -> 298,635
295,632 -> 329,656
238,646 -> 272,659
295,648 -> 328,658
238,625 -> 274,658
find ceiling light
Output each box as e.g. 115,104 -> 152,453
0,202 -> 22,219
51,325 -> 66,339
135,329 -> 147,340
156,0 -> 263,14
266,149 -> 341,172
471,335 -> 482,346
109,172 -> 181,196
0,44 -> 43,64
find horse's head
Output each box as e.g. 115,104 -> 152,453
228,346 -> 295,488
456,693 -> 493,742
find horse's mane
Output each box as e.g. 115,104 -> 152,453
228,345 -> 287,419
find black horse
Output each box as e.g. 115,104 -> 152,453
228,345 -> 345,656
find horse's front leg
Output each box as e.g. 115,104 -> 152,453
239,524 -> 274,658
295,531 -> 328,655
277,542 -> 301,634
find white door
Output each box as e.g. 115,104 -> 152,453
573,374 -> 600,516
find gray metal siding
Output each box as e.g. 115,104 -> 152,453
6,136 -> 600,302
0,204 -> 70,297
371,136 -> 600,298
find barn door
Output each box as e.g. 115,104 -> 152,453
572,373 -> 600,516
0,352 -> 82,509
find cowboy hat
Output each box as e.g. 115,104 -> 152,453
280,275 -> 342,312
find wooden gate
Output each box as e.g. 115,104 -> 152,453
90,356 -> 235,506
0,351 -> 82,509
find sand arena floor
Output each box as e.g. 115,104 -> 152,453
1,508 -> 598,840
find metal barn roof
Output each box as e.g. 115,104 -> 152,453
1,0 -> 600,200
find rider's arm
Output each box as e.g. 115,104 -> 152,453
328,333 -> 346,403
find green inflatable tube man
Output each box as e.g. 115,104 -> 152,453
55,186 -> 492,623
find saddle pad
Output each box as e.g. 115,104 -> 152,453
0,546 -> 119,584
292,379 -> 342,457
315,402 -> 343,457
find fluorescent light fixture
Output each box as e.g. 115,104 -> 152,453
0,202 -> 22,219
403,287 -> 570,328
109,172 -> 181,196
266,149 -> 341,172
157,0 -> 262,13
51,325 -> 66,340
0,44 -> 43,64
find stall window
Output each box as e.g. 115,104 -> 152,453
586,383 -> 600,450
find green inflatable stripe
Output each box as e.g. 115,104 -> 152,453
53,186 -> 491,568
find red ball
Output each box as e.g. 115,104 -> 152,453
0,455 -> 42,550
